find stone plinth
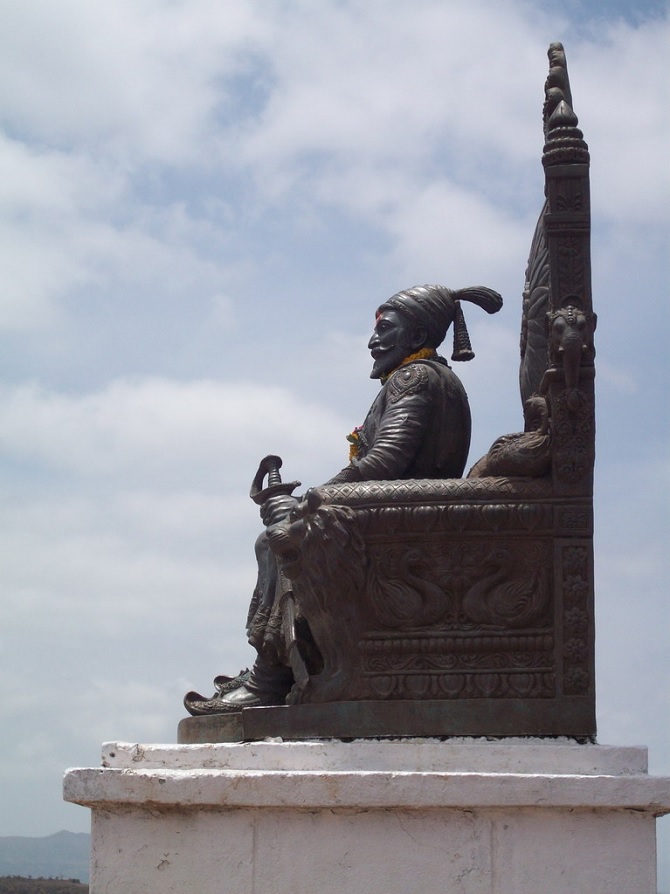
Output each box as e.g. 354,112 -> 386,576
64,739 -> 670,894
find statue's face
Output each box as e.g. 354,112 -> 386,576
368,308 -> 425,379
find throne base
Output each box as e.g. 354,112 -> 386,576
178,696 -> 595,743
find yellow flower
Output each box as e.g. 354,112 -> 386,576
346,427 -> 362,461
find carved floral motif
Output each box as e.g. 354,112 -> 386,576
552,389 -> 595,483
561,545 -> 592,695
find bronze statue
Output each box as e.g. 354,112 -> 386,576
184,284 -> 503,715
181,43 -> 597,740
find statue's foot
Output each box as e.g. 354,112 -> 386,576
213,668 -> 250,695
183,690 -> 220,716
183,683 -> 281,716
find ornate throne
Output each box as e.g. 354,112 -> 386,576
243,44 -> 597,741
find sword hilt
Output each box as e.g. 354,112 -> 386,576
250,454 -> 301,506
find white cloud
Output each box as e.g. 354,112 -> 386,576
596,359 -> 638,396
2,0 -> 666,348
571,17 -> 670,224
0,136 -> 118,328
235,0 -> 543,174
382,180 -> 535,285
0,375 -> 352,756
0,135 -> 239,333
0,378 -> 347,484
0,0 -> 268,163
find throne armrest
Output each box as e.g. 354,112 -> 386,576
314,476 -> 553,508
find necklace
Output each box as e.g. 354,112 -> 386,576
379,347 -> 437,384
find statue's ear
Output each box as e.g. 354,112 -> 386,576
306,488 -> 322,513
412,325 -> 428,349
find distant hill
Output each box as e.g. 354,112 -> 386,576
0,879 -> 87,894
0,833 -> 89,885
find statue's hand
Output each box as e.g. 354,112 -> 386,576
325,464 -> 361,485
260,493 -> 299,527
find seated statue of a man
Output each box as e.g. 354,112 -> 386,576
185,282 -> 502,715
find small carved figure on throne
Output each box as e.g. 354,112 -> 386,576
184,284 -> 502,716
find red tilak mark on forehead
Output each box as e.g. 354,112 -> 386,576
375,311 -> 382,320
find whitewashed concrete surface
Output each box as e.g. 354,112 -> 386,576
99,737 -> 649,774
64,739 -> 670,894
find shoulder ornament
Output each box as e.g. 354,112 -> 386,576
387,363 -> 430,404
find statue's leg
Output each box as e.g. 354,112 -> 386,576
239,654 -> 294,701
184,531 -> 295,716
183,655 -> 293,715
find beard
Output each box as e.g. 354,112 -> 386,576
369,344 -> 412,379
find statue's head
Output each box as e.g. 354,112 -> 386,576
369,284 -> 503,380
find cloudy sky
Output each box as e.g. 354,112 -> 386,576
0,0 -> 668,884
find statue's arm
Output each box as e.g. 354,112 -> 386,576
327,388 -> 431,483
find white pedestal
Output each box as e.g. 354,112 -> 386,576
64,738 -> 670,894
